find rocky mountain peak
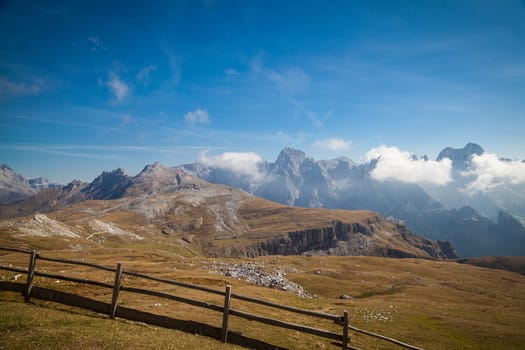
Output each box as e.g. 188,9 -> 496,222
61,179 -> 86,193
436,142 -> 484,170
317,157 -> 356,171
275,148 -> 307,168
0,164 -> 25,182
81,168 -> 132,200
142,161 -> 161,170
0,164 -> 36,204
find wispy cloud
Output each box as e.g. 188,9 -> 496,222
225,68 -> 239,79
366,145 -> 453,186
462,153 -> 525,192
266,67 -> 310,95
184,108 -> 210,125
31,5 -> 65,16
106,73 -> 129,102
0,75 -> 44,98
137,65 -> 157,86
161,44 -> 181,87
250,56 -> 310,95
0,143 -> 211,161
314,138 -> 352,152
1,144 -> 123,160
249,55 -> 324,127
87,36 -> 109,52
287,97 -> 324,127
8,114 -> 123,133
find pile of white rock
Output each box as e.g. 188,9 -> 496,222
207,262 -> 312,298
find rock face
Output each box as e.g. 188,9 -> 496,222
211,216 -> 457,259
436,142 -> 484,171
82,168 -> 132,199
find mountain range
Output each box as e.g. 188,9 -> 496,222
182,143 -> 525,257
0,162 -> 454,259
1,143 -> 524,257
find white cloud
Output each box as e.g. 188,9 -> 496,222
184,108 -> 210,125
313,138 -> 352,152
136,65 -> 157,86
462,153 -> 525,192
107,74 -> 129,102
198,151 -> 266,180
366,146 -> 452,186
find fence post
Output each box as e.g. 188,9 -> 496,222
110,262 -> 123,318
221,285 -> 232,342
342,310 -> 349,350
24,250 -> 37,303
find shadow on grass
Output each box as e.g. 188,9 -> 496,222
0,281 -> 291,350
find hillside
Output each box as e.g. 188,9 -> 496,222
0,163 -> 455,259
1,248 -> 524,350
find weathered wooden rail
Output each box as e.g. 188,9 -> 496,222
0,246 -> 424,350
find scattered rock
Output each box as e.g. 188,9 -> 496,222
208,262 -> 312,298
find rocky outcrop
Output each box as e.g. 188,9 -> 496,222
207,262 -> 311,297
211,217 -> 457,259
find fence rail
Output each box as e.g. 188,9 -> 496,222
0,246 -> 423,350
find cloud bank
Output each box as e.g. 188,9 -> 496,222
462,153 -> 525,192
314,138 -> 352,152
366,146 -> 452,186
198,151 -> 265,180
184,108 -> 210,125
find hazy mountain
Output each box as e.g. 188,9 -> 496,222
0,164 -> 36,204
0,165 -> 61,205
183,144 -> 525,257
424,143 -> 525,224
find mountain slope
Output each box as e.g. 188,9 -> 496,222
0,164 -> 456,259
0,164 -> 37,204
0,164 -> 61,205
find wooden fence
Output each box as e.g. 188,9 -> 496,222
0,246 -> 424,350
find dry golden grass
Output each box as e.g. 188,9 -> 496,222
239,197 -> 376,237
0,291 -> 246,350
1,247 -> 524,350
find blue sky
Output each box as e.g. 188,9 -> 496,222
1,0 -> 524,183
